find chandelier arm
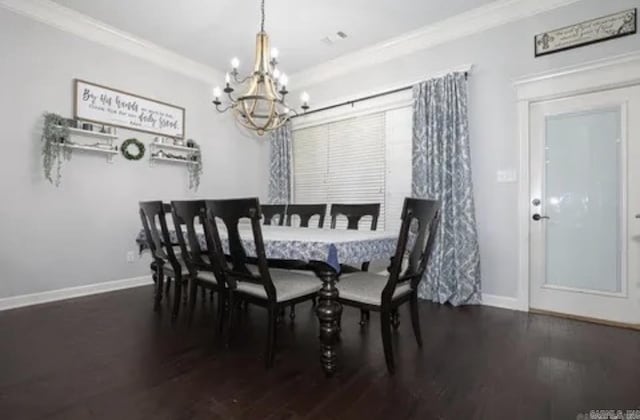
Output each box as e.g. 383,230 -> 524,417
226,90 -> 238,103
214,103 -> 234,113
287,108 -> 300,117
278,101 -> 296,115
233,73 -> 253,85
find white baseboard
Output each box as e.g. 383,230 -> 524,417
0,276 -> 153,312
481,293 -> 527,312
1,278 -> 527,313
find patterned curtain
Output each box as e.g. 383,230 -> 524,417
412,72 -> 481,306
268,122 -> 292,204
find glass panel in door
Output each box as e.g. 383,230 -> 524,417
544,108 -> 622,293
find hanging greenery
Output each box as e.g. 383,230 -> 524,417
187,141 -> 202,190
41,113 -> 72,186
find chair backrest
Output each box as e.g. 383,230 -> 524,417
382,198 -> 440,305
204,198 -> 277,301
171,200 -> 218,277
285,204 -> 327,228
329,203 -> 380,231
139,201 -> 180,269
260,204 -> 286,226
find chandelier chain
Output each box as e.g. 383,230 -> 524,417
260,0 -> 265,32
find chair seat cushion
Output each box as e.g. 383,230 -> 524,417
163,258 -> 189,277
196,270 -> 218,284
235,269 -> 321,302
337,272 -> 412,306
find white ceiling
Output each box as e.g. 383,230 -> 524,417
51,0 -> 495,75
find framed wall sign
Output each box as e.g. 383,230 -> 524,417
535,8 -> 637,57
74,79 -> 186,138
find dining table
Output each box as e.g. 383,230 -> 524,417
137,224 -> 398,376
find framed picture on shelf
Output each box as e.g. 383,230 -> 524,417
74,79 -> 186,138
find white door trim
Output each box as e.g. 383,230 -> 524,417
515,51 -> 640,312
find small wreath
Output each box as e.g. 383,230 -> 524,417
121,138 -> 145,160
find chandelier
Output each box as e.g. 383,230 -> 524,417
212,0 -> 310,136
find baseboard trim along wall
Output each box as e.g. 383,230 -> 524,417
481,293 -> 526,312
0,277 -> 524,313
0,276 -> 153,311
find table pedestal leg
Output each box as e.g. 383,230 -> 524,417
315,267 -> 342,377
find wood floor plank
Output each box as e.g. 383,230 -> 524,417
0,285 -> 638,419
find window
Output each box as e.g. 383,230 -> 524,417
292,97 -> 412,232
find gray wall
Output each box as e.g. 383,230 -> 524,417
294,0 -> 640,298
0,9 -> 269,298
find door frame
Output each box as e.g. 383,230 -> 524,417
514,51 -> 640,312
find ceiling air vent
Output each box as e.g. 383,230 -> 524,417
321,31 -> 348,45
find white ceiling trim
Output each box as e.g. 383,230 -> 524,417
0,0 -> 582,88
0,0 -> 222,84
290,0 -> 583,88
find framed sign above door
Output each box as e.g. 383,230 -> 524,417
534,8 -> 637,57
74,79 -> 185,138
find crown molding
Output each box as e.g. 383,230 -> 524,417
291,0 -> 583,88
0,0 -> 582,88
0,0 -> 222,84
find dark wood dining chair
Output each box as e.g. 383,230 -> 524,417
260,204 -> 286,226
330,203 -> 380,271
139,201 -> 190,320
285,204 -> 327,228
150,204 -> 178,297
204,198 -> 321,368
170,200 -> 226,328
329,203 -> 380,231
336,198 -> 440,374
330,203 -> 381,325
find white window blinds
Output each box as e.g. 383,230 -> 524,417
293,113 -> 386,229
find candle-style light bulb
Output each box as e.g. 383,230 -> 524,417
271,48 -> 279,59
213,87 -> 222,99
273,68 -> 281,80
225,72 -> 231,85
300,91 -> 310,111
279,73 -> 288,87
231,57 -> 240,69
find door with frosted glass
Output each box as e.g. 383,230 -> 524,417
529,86 -> 640,325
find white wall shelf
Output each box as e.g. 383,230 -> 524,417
56,143 -> 118,162
65,144 -> 118,154
150,142 -> 198,153
150,156 -> 197,165
55,125 -> 119,140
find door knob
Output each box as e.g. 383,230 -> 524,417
532,214 -> 550,221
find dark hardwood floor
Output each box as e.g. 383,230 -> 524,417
0,285 -> 638,420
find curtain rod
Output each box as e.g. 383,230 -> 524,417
292,71 -> 468,119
